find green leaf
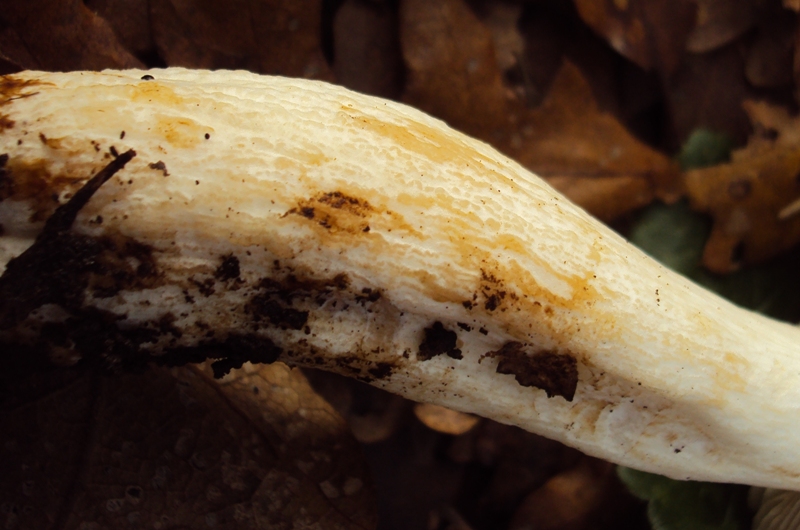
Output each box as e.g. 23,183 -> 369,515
676,128 -> 733,170
617,468 -> 749,530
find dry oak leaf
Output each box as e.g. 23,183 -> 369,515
399,0 -> 680,221
413,402 -> 480,436
0,362 -> 376,530
685,0 -> 755,53
572,0 -> 696,75
399,0 -> 513,141
509,457 -> 629,530
685,100 -> 800,273
511,61 -> 682,222
149,0 -> 333,79
84,0 -> 155,60
744,10 -> 796,89
0,0 -> 142,71
665,43 -> 757,146
333,0 -> 403,99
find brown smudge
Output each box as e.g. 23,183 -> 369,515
484,342 -> 578,401
245,272 -> 353,332
286,190 -> 374,234
418,322 -> 462,361
0,151 -> 143,330
247,293 -> 309,330
0,156 -> 91,221
38,132 -> 64,149
190,277 -> 216,297
88,236 -> 160,298
0,75 -> 48,131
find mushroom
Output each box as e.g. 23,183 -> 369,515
1,68 -> 799,491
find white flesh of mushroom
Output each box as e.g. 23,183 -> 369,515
1,68 -> 799,490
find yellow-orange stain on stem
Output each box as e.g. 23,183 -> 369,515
127,80 -> 185,107
342,107 -> 500,170
153,116 -> 210,149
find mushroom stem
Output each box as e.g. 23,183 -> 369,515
1,68 -> 799,490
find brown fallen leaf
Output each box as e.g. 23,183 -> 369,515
685,0 -> 755,53
399,0 -> 680,221
685,100 -> 800,273
512,61 -> 682,220
303,369 -> 410,444
572,0 -> 696,75
149,0 -> 333,79
0,0 -> 142,70
333,0 -> 403,99
666,44 -> 758,146
0,362 -> 376,529
84,0 -> 155,61
473,0 -> 525,74
744,10 -> 796,89
509,457 -> 636,530
400,0 -> 512,141
514,3 -> 571,108
413,402 -> 480,436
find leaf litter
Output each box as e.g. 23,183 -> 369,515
4,0 -> 800,528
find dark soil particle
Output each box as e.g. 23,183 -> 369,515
418,322 -> 462,361
367,362 -> 394,380
247,293 -> 309,330
356,287 -> 381,304
148,160 -> 169,176
190,277 -> 216,296
214,253 -> 241,281
194,334 -> 283,378
245,272 -> 354,331
484,294 -> 501,311
484,342 -> 578,401
317,190 -> 370,211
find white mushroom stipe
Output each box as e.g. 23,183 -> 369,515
1,68 -> 799,490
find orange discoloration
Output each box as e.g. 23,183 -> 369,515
343,108 -> 497,168
127,81 -> 185,107
154,116 -> 210,149
408,268 -> 466,304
